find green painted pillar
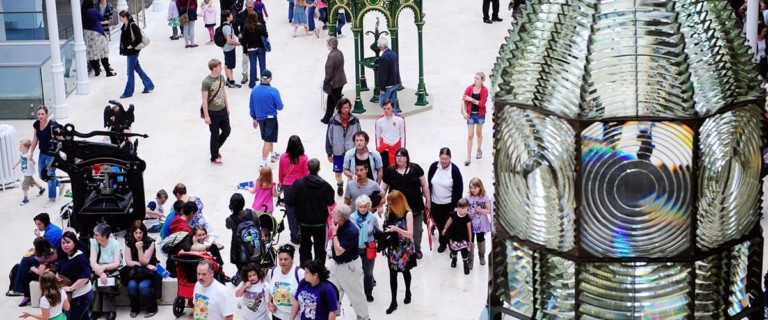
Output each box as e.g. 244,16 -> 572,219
352,28 -> 366,114
415,21 -> 428,106
390,28 -> 399,58
359,24 -> 369,92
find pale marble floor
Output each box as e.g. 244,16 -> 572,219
0,0 -> 511,319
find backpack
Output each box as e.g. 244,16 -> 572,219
214,23 -> 228,47
8,263 -> 19,293
271,265 -> 301,284
298,279 -> 339,309
235,210 -> 262,263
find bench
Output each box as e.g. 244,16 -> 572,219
29,278 -> 180,308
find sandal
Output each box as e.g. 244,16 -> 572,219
464,159 -> 471,166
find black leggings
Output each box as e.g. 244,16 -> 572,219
472,232 -> 486,243
389,268 -> 412,303
450,248 -> 469,260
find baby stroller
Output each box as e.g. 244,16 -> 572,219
170,250 -> 224,317
256,198 -> 287,269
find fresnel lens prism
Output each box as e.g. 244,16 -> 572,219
491,0 -> 766,318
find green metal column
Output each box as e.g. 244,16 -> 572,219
352,28 -> 366,114
390,28 -> 399,57
415,21 -> 428,106
359,24 -> 369,92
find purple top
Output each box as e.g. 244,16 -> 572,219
84,8 -> 106,35
465,194 -> 493,233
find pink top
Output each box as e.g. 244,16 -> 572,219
316,0 -> 328,9
278,154 -> 309,186
252,182 -> 276,213
200,3 -> 217,25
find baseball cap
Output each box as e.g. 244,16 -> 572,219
261,70 -> 272,79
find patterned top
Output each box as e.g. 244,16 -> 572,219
383,215 -> 415,272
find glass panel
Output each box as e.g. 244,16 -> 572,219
535,255 -> 575,319
505,240 -> 534,317
495,106 -> 576,252
694,253 -> 726,319
0,66 -> 43,119
580,121 -> 693,257
697,106 -> 763,250
578,262 -> 691,319
727,242 -> 749,316
0,12 -> 46,40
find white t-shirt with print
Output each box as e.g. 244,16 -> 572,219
19,151 -> 35,176
194,280 -> 233,320
39,288 -> 68,317
238,280 -> 271,320
269,266 -> 305,320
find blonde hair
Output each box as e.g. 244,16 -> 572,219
469,177 -> 487,197
20,139 -> 32,148
208,58 -> 222,71
475,72 -> 486,81
258,166 -> 273,188
386,190 -> 411,219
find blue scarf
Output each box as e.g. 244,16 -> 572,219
352,210 -> 375,248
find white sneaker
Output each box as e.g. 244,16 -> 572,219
271,152 -> 280,162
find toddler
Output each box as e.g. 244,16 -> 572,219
201,0 -> 218,44
145,189 -> 168,232
245,166 -> 278,214
235,263 -> 271,319
442,198 -> 472,275
12,139 -> 45,206
168,0 -> 181,40
464,177 -> 493,268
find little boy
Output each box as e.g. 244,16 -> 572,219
12,139 -> 45,206
145,189 -> 168,232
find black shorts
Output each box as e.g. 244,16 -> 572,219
258,118 -> 278,143
223,49 -> 236,69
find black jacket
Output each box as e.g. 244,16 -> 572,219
287,174 -> 335,225
377,48 -> 401,87
241,23 -> 268,49
427,162 -> 464,206
119,22 -> 142,56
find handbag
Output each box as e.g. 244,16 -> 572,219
179,0 -> 191,24
93,245 -> 122,296
129,22 -> 150,50
322,80 -> 332,94
200,75 -> 223,118
261,35 -> 271,52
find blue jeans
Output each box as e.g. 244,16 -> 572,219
127,279 -> 157,313
122,53 -> 154,97
38,153 -> 58,200
248,49 -> 266,88
337,12 -> 345,35
307,6 -> 316,31
288,0 -> 294,22
379,85 -> 399,110
67,290 -> 93,320
12,256 -> 39,294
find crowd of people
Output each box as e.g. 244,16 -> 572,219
8,0 -> 498,319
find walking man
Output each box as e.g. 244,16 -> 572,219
321,36 -> 346,124
343,131 -> 384,184
328,204 -> 370,320
249,69 -> 284,167
222,10 -> 242,88
286,158 -> 335,266
194,260 -> 234,320
377,37 -> 401,112
374,99 -> 406,167
201,58 -> 231,166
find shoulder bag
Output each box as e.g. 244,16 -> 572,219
92,245 -> 122,296
200,75 -> 223,118
179,0 -> 191,24
130,22 -> 150,50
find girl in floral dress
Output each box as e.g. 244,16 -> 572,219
382,190 -> 415,315
442,198 -> 472,275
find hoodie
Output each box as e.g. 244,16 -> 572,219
287,174 -> 335,225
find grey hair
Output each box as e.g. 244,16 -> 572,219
333,203 -> 352,221
93,223 -> 111,238
327,37 -> 339,49
377,36 -> 389,48
198,260 -> 214,272
355,194 -> 372,208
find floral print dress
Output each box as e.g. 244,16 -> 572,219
384,216 -> 416,272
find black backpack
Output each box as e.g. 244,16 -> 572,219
214,23 -> 228,47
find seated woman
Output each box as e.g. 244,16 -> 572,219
15,237 -> 59,306
190,225 -> 225,267
8,213 -> 63,299
57,231 -> 93,320
123,220 -> 159,318
89,223 -> 123,320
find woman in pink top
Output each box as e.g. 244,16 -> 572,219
279,135 -> 310,244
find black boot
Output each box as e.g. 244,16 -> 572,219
404,291 -> 412,304
386,301 -> 398,314
450,253 -> 457,268
101,58 -> 116,77
463,258 -> 470,275
89,60 -> 101,76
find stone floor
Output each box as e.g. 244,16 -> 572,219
0,0 -> 512,319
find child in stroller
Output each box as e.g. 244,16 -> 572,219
170,250 -> 226,317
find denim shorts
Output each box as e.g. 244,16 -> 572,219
467,114 -> 485,125
258,117 -> 278,143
